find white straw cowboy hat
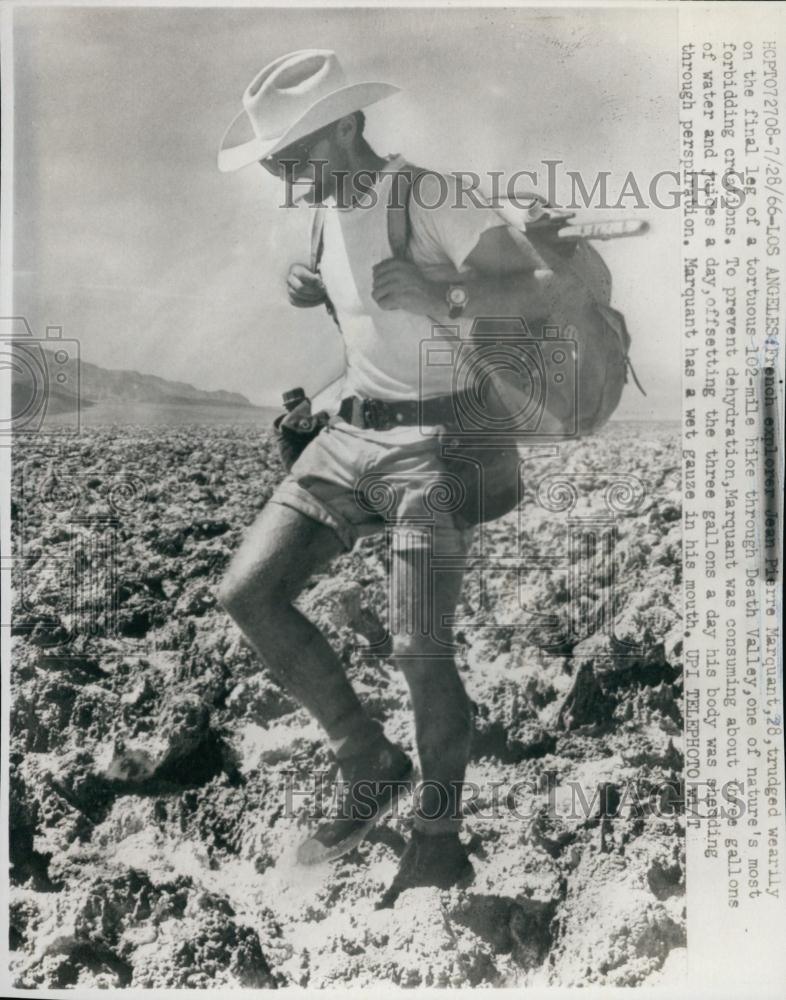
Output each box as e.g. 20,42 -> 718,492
218,49 -> 400,173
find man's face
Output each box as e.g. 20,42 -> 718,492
260,125 -> 337,202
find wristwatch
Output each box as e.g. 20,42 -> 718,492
446,283 -> 469,319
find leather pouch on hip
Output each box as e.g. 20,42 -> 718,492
273,399 -> 329,472
436,429 -> 522,528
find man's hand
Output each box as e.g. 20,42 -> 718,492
371,259 -> 442,316
287,263 -> 327,308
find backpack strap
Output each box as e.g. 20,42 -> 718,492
309,165 -> 426,327
310,204 -> 326,272
312,163 -> 424,268
596,305 -> 647,397
387,163 -> 424,260
308,204 -> 341,328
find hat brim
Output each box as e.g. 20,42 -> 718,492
217,81 -> 400,173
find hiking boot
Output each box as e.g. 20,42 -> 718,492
296,741 -> 413,866
375,828 -> 474,909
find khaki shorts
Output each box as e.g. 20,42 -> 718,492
269,417 -> 475,556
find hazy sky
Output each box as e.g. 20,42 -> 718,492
13,5 -> 679,417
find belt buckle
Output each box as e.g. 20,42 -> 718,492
362,397 -> 393,431
349,396 -> 364,427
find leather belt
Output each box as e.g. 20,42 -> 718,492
338,393 -> 465,432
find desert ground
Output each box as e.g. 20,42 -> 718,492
9,419 -> 686,988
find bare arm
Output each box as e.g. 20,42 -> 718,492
371,225 -> 573,326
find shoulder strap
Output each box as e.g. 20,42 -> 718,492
312,165 -> 422,264
387,163 -> 424,260
307,204 -> 341,329
310,205 -> 326,272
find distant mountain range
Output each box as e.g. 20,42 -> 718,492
12,345 -> 261,416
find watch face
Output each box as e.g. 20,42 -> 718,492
448,285 -> 467,306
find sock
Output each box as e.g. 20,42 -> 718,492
413,815 -> 462,837
412,775 -> 463,835
328,712 -> 387,762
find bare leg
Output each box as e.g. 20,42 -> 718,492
374,532 -> 475,907
388,537 -> 474,833
218,502 -> 382,751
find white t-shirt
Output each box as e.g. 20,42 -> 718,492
319,154 -> 505,406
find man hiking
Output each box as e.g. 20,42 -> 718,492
216,49 -> 565,907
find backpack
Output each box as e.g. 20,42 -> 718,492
309,164 -> 645,525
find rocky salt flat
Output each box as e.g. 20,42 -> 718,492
9,420 -> 686,989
